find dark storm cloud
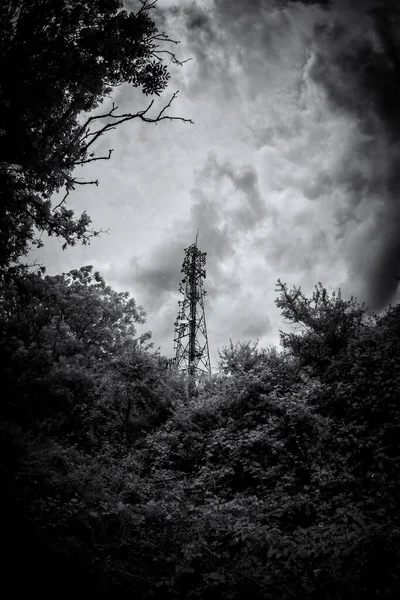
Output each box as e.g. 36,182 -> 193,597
302,0 -> 400,309
155,2 -> 239,99
159,0 -> 309,100
169,0 -> 400,309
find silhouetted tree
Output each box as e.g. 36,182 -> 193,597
275,279 -> 375,375
0,0 -> 192,272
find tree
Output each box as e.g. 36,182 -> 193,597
0,265 -> 148,426
91,345 -> 187,444
4,269 -> 400,597
275,280 -> 375,375
1,265 -> 147,356
0,0 -> 192,272
218,339 -> 282,376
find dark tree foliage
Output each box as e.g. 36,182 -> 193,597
0,265 -> 147,429
218,339 -> 283,376
0,0 -> 191,272
275,279 -> 376,376
4,273 -> 400,599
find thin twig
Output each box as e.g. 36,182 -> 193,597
138,0 -> 158,13
53,179 -> 99,211
55,93 -> 192,204
76,149 -> 114,165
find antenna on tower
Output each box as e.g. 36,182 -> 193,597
173,234 -> 211,391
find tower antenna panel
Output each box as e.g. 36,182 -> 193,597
173,231 -> 211,385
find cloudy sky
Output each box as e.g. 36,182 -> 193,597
31,0 -> 400,371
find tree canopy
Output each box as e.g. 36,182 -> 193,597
274,279 -> 376,376
0,0 -> 191,273
3,270 -> 400,598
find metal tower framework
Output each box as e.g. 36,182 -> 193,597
174,235 -> 211,381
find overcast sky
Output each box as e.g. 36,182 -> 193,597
31,0 -> 400,371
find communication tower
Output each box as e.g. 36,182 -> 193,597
174,232 -> 211,383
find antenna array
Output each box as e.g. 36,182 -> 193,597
173,236 -> 211,382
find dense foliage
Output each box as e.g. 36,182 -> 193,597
1,1 -> 400,598
3,274 -> 400,598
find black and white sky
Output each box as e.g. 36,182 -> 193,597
31,0 -> 400,370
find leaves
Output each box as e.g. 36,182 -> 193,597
3,276 -> 400,598
275,279 -> 376,376
0,0 -> 190,274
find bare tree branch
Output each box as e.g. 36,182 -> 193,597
53,178 -> 99,211
76,148 -> 114,165
72,179 -> 100,187
138,0 -> 159,14
89,91 -> 193,128
59,226 -> 110,251
55,92 -> 193,199
153,50 -> 192,66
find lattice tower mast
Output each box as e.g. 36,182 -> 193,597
174,233 -> 211,381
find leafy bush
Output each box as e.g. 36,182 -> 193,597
3,273 -> 400,598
